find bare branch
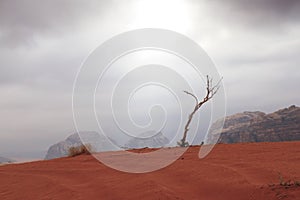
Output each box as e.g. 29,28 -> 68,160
198,76 -> 222,106
211,77 -> 223,93
183,90 -> 198,105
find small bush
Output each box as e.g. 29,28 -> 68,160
278,172 -> 300,187
68,144 -> 92,157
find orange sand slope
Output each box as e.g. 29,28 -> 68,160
1,142 -> 300,200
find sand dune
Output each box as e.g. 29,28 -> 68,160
0,142 -> 300,200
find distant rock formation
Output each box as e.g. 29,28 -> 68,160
208,105 -> 300,143
124,131 -> 169,149
44,132 -> 117,160
0,156 -> 14,164
45,131 -> 170,160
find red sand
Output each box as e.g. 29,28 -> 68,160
1,142 -> 300,200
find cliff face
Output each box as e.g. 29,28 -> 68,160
210,105 -> 300,144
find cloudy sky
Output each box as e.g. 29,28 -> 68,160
0,0 -> 299,160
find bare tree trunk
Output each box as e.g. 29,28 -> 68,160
180,107 -> 197,146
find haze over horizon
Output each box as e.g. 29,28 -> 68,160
0,0 -> 300,160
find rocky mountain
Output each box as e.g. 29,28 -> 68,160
44,132 -> 118,160
0,156 -> 14,164
124,131 -> 169,149
45,131 -> 170,159
208,105 -> 300,144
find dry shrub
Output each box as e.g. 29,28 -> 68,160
68,144 -> 92,157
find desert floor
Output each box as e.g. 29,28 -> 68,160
0,142 -> 300,200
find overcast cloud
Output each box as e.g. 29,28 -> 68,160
0,0 -> 299,160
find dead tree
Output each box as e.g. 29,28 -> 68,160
178,75 -> 222,147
